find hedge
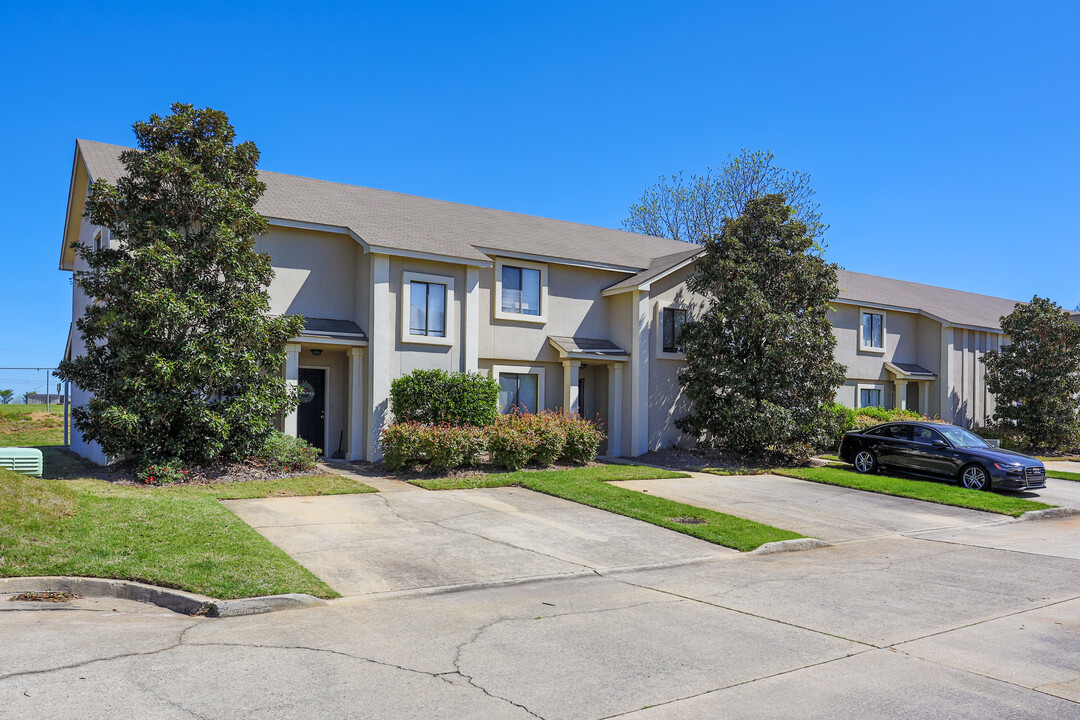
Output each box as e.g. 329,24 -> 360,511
390,370 -> 500,427
380,411 -> 605,472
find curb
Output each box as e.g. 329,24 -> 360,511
1016,507 -> 1080,522
0,576 -> 327,617
750,538 -> 833,555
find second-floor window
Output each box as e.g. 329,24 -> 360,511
861,311 -> 884,350
501,265 -> 541,316
662,307 -> 687,354
409,280 -> 446,337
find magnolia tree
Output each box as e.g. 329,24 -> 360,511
674,194 -> 846,458
983,296 -> 1080,450
57,104 -> 303,464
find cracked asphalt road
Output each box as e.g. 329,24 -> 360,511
3,483 -> 1080,718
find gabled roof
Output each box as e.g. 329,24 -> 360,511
72,139 -> 698,271
835,269 -> 1021,331
298,317 -> 367,341
548,336 -> 629,360
601,246 -> 705,295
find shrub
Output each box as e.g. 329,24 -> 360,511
824,403 -> 931,451
391,370 -> 500,427
258,431 -> 320,473
380,422 -> 427,471
976,424 -> 1029,451
380,423 -> 490,472
137,459 -> 188,485
487,415 -> 534,470
529,412 -> 568,465
560,414 -> 605,464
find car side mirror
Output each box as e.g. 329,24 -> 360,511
931,440 -> 947,448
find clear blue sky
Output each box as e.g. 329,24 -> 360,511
2,1 -> 1077,369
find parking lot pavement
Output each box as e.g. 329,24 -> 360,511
1025,477 -> 1080,510
609,472 -> 1002,543
908,515 -> 1080,559
224,486 -> 733,597
4,535 -> 1079,720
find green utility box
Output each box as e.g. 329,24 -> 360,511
0,447 -> 44,477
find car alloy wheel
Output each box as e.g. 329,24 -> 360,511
961,465 -> 989,491
854,450 -> 876,474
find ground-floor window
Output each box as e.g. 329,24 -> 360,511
859,387 -> 883,408
499,372 -> 539,413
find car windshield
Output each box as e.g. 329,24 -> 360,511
937,426 -> 990,448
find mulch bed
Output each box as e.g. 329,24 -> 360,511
345,459 -> 604,482
63,457 -> 329,487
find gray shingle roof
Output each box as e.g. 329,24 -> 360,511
602,246 -> 705,294
77,139 -> 697,270
298,317 -> 367,341
548,336 -> 629,357
887,362 -> 936,377
836,269 -> 1021,331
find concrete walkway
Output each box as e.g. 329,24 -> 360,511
610,471 -> 1005,544
225,485 -> 733,597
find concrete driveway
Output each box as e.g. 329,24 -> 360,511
4,534 -> 1080,719
225,484 -> 733,597
609,471 -> 1006,543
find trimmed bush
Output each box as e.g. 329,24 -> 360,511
380,422 -> 427,471
136,459 -> 187,485
258,431 -> 320,473
391,370 -> 500,427
561,414 -> 605,464
824,403 -> 931,450
487,415 -> 534,470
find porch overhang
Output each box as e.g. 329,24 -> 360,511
547,336 -> 629,362
290,317 -> 369,346
885,362 -> 936,380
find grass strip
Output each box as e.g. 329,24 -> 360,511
773,465 -> 1052,518
0,468 -> 375,599
1047,470 -> 1080,482
411,463 -> 805,552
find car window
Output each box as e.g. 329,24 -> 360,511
863,427 -> 885,437
938,426 -> 990,448
912,426 -> 944,445
882,424 -> 910,440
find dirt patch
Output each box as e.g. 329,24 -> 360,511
670,516 -> 706,525
9,591 -> 82,603
634,448 -> 824,473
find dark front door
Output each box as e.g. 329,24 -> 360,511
297,368 -> 326,454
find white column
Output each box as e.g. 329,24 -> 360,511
347,347 -> 364,461
919,381 -> 930,417
463,266 -> 479,372
606,363 -> 623,457
562,360 -> 581,415
368,254 -> 392,460
283,343 -> 301,437
629,289 -> 650,456
894,379 -> 908,411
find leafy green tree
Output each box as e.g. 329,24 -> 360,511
983,296 -> 1080,450
675,194 -> 846,458
57,103 -> 304,464
623,149 -> 826,242
0,389 -> 12,404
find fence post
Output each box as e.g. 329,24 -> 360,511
46,370 -> 50,412
64,380 -> 70,447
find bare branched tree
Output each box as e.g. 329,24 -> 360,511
623,149 -> 826,243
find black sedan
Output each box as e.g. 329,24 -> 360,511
838,421 -> 1046,491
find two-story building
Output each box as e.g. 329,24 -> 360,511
60,140 -> 1022,464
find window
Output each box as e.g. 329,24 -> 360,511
662,308 -> 687,354
498,373 -> 539,413
859,388 -> 882,408
494,258 -> 547,323
401,271 -> 455,346
501,265 -> 541,316
912,426 -> 945,445
409,281 -> 446,337
860,310 -> 885,351
882,424 -> 910,440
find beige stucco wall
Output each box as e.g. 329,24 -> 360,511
68,214 -> 109,465
646,265 -> 703,450
259,226 -> 359,320
948,328 -> 1002,427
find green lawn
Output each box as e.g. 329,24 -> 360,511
0,466 -> 376,599
0,404 -> 63,446
773,465 -> 1052,518
411,464 -> 805,552
1047,470 -> 1080,482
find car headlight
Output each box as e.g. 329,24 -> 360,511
992,462 -> 1023,473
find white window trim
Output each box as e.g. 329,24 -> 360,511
493,258 -> 548,324
490,364 -> 547,413
655,301 -> 689,360
401,271 -> 455,346
858,307 -> 887,354
856,382 -> 887,409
